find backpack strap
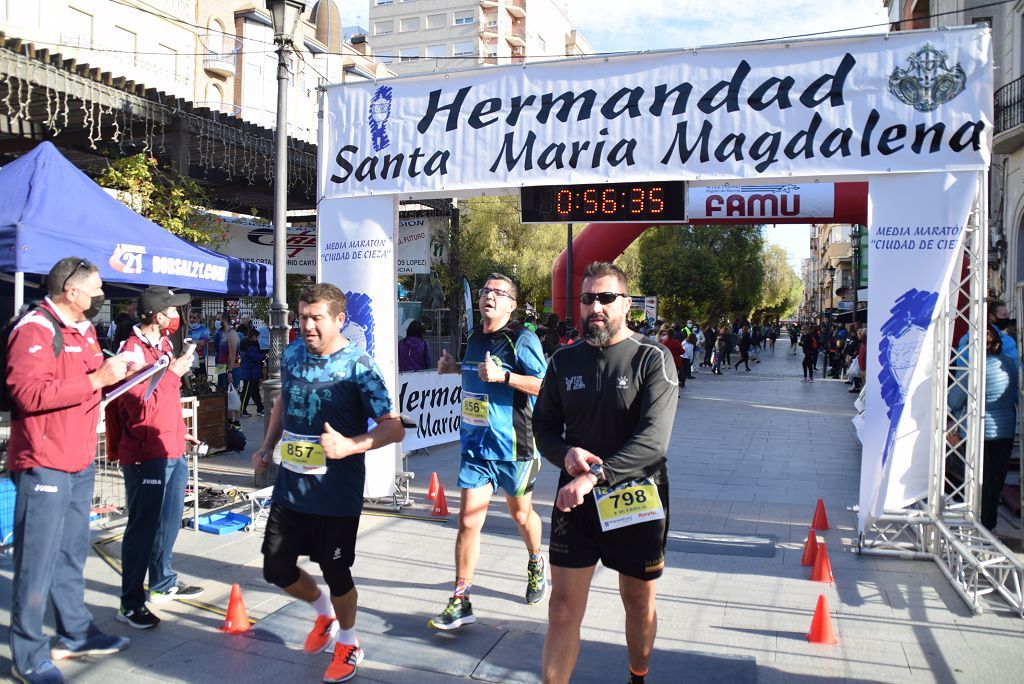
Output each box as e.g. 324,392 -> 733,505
35,307 -> 64,357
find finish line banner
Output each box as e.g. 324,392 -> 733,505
320,28 -> 990,198
858,171 -> 977,532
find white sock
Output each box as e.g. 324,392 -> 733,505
337,626 -> 357,646
311,589 -> 335,618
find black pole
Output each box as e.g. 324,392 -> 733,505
852,226 -> 860,326
565,223 -> 574,330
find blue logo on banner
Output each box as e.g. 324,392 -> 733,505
368,86 -> 393,152
342,291 -> 375,356
877,288 -> 938,465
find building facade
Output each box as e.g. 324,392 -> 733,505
804,223 -> 863,324
0,0 -> 393,213
885,1 -> 1024,312
367,0 -> 592,76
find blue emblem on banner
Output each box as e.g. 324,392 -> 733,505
877,288 -> 938,465
368,86 -> 393,152
343,291 -> 376,356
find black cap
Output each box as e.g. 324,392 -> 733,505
138,285 -> 190,316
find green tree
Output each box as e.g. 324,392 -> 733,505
751,245 -> 804,321
95,154 -> 226,245
637,224 -> 764,323
457,196 -> 574,310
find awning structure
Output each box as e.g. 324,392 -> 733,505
0,142 -> 270,298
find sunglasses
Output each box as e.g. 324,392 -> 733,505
579,292 -> 627,306
479,287 -> 513,300
61,259 -> 89,293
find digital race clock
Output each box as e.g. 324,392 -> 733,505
520,181 -> 687,224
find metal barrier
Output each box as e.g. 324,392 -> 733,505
1,398 -> 201,539
420,307 -> 460,363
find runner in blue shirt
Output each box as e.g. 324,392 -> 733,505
429,273 -> 548,631
252,283 -> 404,684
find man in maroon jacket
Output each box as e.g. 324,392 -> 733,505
107,286 -> 204,630
5,258 -> 132,684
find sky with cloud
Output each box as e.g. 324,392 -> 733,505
336,0 -> 893,271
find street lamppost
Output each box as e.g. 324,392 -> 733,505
261,0 -> 305,484
827,263 -> 836,323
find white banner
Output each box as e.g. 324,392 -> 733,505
321,28 -> 990,199
687,183 -> 834,221
211,214 -> 318,276
396,219 -> 430,274
318,196 -> 399,498
398,370 -> 461,451
858,171 -> 977,532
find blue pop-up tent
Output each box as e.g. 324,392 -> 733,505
0,142 -> 271,311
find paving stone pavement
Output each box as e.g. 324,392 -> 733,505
2,343 -> 1023,683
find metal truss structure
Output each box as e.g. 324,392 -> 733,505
859,172 -> 1024,617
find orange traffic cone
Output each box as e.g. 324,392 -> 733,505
427,472 -> 440,501
806,594 -> 839,644
431,485 -> 449,517
220,583 -> 251,634
800,529 -> 819,567
810,542 -> 834,583
811,498 -> 830,531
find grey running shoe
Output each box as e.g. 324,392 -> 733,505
150,582 -> 204,603
51,632 -> 129,660
526,558 -> 548,605
428,597 -> 476,630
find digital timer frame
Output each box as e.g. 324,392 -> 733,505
520,181 -> 687,224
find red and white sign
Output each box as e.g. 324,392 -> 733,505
688,184 -> 847,222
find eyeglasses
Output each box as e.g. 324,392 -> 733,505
61,260 -> 89,293
579,292 -> 627,306
479,287 -> 513,300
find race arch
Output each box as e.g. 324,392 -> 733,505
314,27 -> 1023,614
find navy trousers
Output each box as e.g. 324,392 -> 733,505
120,457 -> 188,610
10,464 -> 98,673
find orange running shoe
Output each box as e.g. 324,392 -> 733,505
323,641 -> 364,683
304,614 -> 338,654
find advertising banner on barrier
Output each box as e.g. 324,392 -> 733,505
320,29 -> 990,199
398,371 -> 461,451
318,196 -> 398,498
212,214 -> 318,276
858,171 -> 977,531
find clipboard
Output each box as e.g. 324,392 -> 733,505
103,354 -> 171,402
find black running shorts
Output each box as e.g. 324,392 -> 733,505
261,503 -> 360,571
548,473 -> 669,581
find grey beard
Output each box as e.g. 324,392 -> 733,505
585,317 -> 618,345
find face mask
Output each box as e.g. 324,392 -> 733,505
161,314 -> 181,336
189,322 -> 200,330
994,317 -> 1011,331
84,294 -> 104,319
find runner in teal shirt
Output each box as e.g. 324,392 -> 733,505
429,273 -> 549,632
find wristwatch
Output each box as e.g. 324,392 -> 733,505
503,370 -> 511,384
589,462 -> 605,483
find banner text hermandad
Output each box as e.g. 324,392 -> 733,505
321,29 -> 990,199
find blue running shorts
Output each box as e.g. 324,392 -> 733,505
458,456 -> 541,497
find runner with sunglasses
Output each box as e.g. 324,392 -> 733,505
430,273 -> 549,630
533,261 -> 678,684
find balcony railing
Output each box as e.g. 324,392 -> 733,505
995,74 -> 1023,135
200,33 -> 242,78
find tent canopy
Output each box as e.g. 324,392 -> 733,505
0,142 -> 270,297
